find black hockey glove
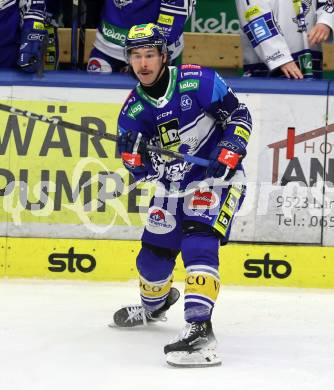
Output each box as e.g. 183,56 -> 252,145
206,141 -> 245,180
18,27 -> 48,73
118,131 -> 151,173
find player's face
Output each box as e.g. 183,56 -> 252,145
130,47 -> 166,86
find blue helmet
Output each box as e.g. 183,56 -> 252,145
125,23 -> 168,62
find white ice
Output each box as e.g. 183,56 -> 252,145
0,279 -> 333,390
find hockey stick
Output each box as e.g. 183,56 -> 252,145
0,103 -> 209,167
77,0 -> 86,69
71,0 -> 79,69
37,33 -> 48,78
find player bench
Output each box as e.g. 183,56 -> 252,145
57,28 -> 334,72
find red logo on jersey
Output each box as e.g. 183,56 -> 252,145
181,64 -> 202,70
190,190 -> 219,209
150,209 -> 166,222
87,59 -> 102,71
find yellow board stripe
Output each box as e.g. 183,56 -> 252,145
1,237 -> 334,289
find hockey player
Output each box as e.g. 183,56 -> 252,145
0,0 -> 47,72
236,0 -> 334,79
87,0 -> 196,73
112,23 -> 252,367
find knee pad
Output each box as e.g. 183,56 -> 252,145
136,242 -> 178,281
182,221 -> 217,236
142,242 -> 179,259
181,229 -> 219,269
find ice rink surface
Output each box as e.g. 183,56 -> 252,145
0,279 -> 333,390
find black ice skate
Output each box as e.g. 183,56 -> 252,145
112,287 -> 180,328
164,320 -> 221,367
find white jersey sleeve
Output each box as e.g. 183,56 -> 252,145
236,0 -> 293,71
316,0 -> 334,41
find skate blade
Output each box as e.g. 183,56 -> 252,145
166,350 -> 222,368
108,322 -> 121,329
108,320 -> 145,328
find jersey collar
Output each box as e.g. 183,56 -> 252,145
136,67 -> 178,108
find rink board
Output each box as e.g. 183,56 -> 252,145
0,72 -> 334,246
324,92 -> 334,245
1,236 -> 334,289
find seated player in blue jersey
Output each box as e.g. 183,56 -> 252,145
0,0 -> 48,73
112,23 -> 252,368
87,0 -> 196,73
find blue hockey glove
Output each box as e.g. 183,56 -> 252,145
118,131 -> 151,173
18,28 -> 48,73
206,141 -> 245,180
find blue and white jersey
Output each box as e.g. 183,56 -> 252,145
236,0 -> 334,77
118,65 -> 252,193
0,0 -> 46,48
94,0 -> 196,61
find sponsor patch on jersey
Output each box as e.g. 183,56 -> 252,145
158,13 -> 174,26
121,95 -> 136,115
165,161 -> 191,181
246,16 -> 273,46
87,59 -> 102,72
157,110 -> 172,120
244,6 -> 262,21
181,64 -> 202,70
191,211 -> 213,221
234,126 -> 250,142
225,192 -> 240,212
146,207 -> 176,234
157,118 -> 180,150
158,25 -> 172,37
127,101 -> 144,119
215,211 -> 232,235
219,140 -> 240,152
214,185 -> 243,236
87,57 -> 112,73
189,190 -> 219,210
33,21 -> 45,30
101,21 -> 127,45
179,79 -> 200,92
182,71 -> 202,77
264,50 -> 284,64
180,94 -> 192,111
